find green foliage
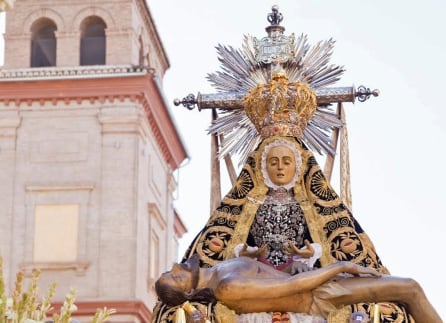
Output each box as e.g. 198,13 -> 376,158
0,258 -> 116,323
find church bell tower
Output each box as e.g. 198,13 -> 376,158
0,1 -> 187,321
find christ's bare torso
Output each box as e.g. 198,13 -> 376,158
216,256 -> 290,277
210,257 -> 314,313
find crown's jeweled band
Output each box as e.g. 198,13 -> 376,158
244,76 -> 317,139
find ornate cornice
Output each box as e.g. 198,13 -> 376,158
0,69 -> 187,169
0,65 -> 147,82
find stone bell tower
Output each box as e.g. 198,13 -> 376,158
0,1 -> 187,321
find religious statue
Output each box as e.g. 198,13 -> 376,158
155,254 -> 441,322
152,5 -> 440,323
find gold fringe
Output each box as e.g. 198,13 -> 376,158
327,306 -> 352,323
214,302 -> 237,323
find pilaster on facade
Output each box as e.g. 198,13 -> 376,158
55,31 -> 81,67
0,110 -> 21,149
98,105 -> 151,139
0,110 -> 21,284
145,201 -> 169,310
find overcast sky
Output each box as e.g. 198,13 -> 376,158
148,0 -> 446,318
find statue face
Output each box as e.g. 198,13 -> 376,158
156,254 -> 200,295
158,263 -> 194,292
266,145 -> 296,186
155,255 -> 201,306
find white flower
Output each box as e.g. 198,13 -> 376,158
24,319 -> 43,323
5,310 -> 18,320
6,297 -> 13,309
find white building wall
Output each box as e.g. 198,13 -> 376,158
0,2 -> 184,319
0,98 -> 176,306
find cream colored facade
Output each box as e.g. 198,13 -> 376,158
0,1 -> 187,321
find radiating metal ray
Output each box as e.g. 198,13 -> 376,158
202,11 -> 349,162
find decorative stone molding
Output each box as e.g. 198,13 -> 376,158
71,5 -> 116,30
148,202 -> 166,230
0,111 -> 21,150
0,69 -> 187,170
19,261 -> 90,277
22,7 -> 66,33
0,65 -> 147,81
25,183 -> 95,192
23,183 -> 95,274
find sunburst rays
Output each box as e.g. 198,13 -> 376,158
206,25 -> 345,164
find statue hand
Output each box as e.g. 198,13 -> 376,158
289,261 -> 313,275
343,262 -> 382,277
284,240 -> 315,258
239,244 -> 263,259
238,244 -> 252,257
255,244 -> 268,259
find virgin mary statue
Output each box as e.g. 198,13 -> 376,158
153,6 -> 420,323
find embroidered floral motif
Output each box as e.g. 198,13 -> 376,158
310,170 -> 338,201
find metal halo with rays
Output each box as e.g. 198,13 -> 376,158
174,6 -> 379,165
205,11 -> 345,165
